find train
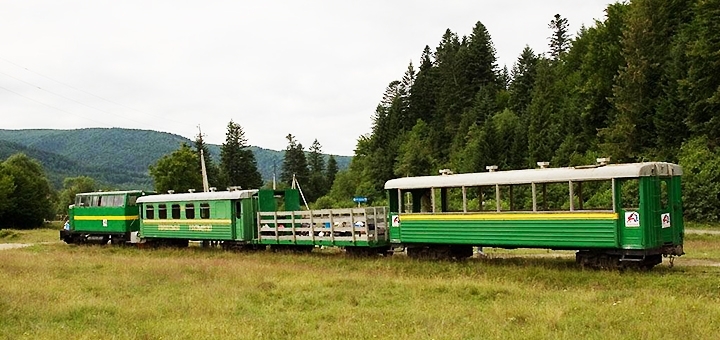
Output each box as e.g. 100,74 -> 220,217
60,160 -> 685,270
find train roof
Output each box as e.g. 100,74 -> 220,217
384,162 -> 683,190
76,190 -> 153,196
136,190 -> 258,203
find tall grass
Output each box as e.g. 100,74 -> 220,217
1,242 -> 720,339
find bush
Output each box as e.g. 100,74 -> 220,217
678,137 -> 720,222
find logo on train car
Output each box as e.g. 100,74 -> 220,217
625,211 -> 640,227
391,215 -> 400,227
189,225 -> 213,232
103,219 -> 108,227
661,213 -> 671,228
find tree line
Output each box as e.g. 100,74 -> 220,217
326,0 -> 720,221
148,121 -> 339,205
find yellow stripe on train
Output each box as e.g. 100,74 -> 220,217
74,215 -> 138,221
400,212 -> 618,221
142,219 -> 232,225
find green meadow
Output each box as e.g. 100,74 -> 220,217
1,228 -> 719,339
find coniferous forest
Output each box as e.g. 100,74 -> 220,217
321,0 -> 720,222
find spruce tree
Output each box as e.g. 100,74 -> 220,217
306,139 -> 327,202
280,134 -> 310,190
219,120 -> 263,189
325,155 -> 338,191
548,14 -> 570,59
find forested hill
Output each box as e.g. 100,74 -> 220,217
0,128 -> 350,189
330,0 -> 720,221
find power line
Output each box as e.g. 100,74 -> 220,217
0,56 -> 186,126
0,84 -> 113,127
0,69 -> 163,129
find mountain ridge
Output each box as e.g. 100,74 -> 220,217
0,128 -> 351,189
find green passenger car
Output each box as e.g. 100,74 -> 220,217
61,190 -> 154,244
136,189 -> 259,247
384,162 -> 684,269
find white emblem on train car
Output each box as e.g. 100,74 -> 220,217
661,213 -> 671,228
103,219 -> 108,227
391,215 -> 400,227
625,211 -> 640,227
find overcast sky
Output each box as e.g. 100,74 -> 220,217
1,0 -> 613,156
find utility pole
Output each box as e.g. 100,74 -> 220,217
197,125 -> 210,192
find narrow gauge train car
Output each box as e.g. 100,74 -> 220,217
384,161 -> 684,269
61,190 -> 155,244
135,188 -> 390,253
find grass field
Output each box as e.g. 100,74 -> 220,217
1,229 -> 719,339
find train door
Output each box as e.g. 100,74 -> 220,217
617,178 -> 643,249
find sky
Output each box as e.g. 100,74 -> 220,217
0,0 -> 613,156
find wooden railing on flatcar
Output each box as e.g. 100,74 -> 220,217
257,207 -> 388,244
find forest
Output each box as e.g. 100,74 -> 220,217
318,0 -> 720,222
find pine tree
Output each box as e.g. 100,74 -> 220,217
548,14 -> 571,59
219,120 -> 263,189
508,46 -> 538,117
280,134 -> 310,190
602,0 -> 695,161
683,0 -> 720,146
306,139 -> 327,202
407,45 -> 437,126
325,155 -> 338,191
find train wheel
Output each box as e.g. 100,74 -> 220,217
449,246 -> 473,260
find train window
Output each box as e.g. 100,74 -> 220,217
621,179 -> 640,210
76,195 -> 90,207
444,188 -> 464,212
186,204 -> 195,219
158,204 -> 167,219
660,180 -> 669,209
577,180 -> 613,211
536,182 -> 570,211
235,201 -> 242,218
509,184 -> 533,211
127,196 -> 138,207
145,205 -> 155,219
91,195 -> 100,207
171,204 -> 181,219
200,203 -> 210,219
100,195 -> 124,207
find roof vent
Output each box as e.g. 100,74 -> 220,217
486,165 -> 498,172
537,162 -> 549,169
188,189 -> 196,193
227,186 -> 242,192
438,169 -> 454,176
596,157 -> 610,166
209,187 -> 217,192
167,190 -> 175,194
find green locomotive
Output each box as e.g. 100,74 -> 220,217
60,190 -> 155,244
